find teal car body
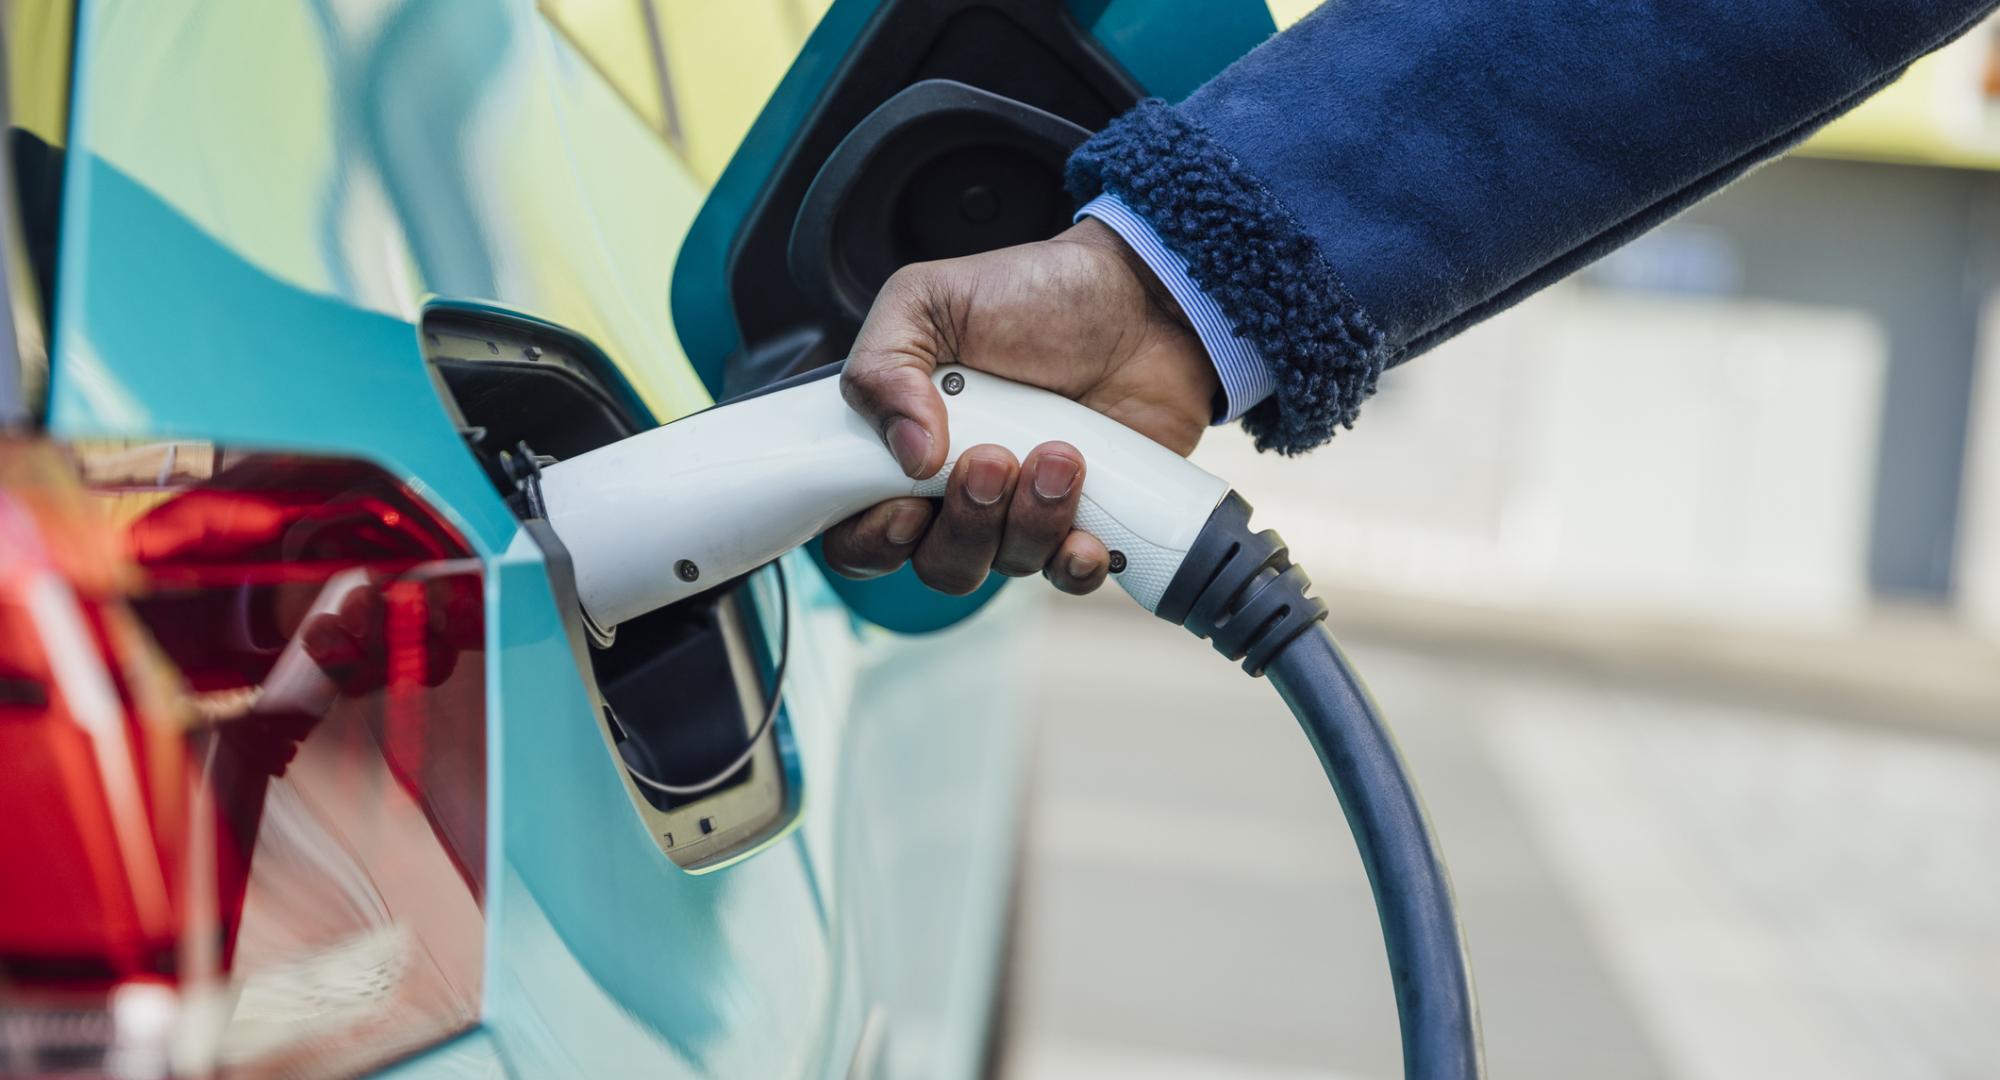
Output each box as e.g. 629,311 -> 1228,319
37,0 -> 1270,1074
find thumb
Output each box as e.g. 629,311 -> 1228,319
841,270 -> 955,479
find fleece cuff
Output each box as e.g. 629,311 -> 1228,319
1066,100 -> 1389,454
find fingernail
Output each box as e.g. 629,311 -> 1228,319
1065,553 -> 1098,580
965,457 -> 1007,505
885,504 -> 927,545
1033,455 -> 1079,501
887,418 -> 932,478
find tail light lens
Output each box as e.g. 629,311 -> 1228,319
0,439 -> 486,1078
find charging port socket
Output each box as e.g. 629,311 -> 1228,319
421,305 -> 795,870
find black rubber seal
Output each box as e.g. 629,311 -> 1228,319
1156,490 -> 1326,675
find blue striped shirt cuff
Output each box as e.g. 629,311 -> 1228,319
1075,192 -> 1276,423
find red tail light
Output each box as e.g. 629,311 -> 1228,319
0,440 -> 486,1078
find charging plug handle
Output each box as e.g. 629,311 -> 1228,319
536,364 -> 1231,627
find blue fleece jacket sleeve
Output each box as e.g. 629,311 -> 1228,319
1067,1 -> 2000,453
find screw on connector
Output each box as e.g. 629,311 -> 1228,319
941,371 -> 965,395
675,559 -> 700,583
1107,550 -> 1127,574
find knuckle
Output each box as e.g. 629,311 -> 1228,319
936,508 -> 998,545
822,525 -> 893,577
1017,498 -> 1072,538
995,518 -> 1065,577
848,357 -> 908,387
822,548 -> 885,579
841,552 -> 899,576
881,263 -> 928,297
840,360 -> 902,406
1012,531 -> 1070,573
883,260 -> 952,303
915,561 -> 984,596
993,551 -> 1043,578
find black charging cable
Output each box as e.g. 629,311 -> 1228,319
1158,492 -> 1485,1080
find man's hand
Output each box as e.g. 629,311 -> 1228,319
825,217 -> 1218,596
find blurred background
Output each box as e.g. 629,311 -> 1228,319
996,10 -> 2000,1079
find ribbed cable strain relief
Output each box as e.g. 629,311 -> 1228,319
1157,490 -> 1329,676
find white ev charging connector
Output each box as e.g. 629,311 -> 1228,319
538,365 -> 1230,627
535,364 -> 1485,1080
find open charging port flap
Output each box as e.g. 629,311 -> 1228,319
422,306 -> 795,870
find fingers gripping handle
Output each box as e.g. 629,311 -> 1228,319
537,365 -> 1231,627
913,367 -> 1229,608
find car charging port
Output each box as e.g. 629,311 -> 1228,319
597,582 -> 768,812
420,306 -> 795,870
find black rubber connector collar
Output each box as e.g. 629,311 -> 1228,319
1156,490 -> 1328,676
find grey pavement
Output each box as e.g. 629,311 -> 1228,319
999,598 -> 2000,1079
